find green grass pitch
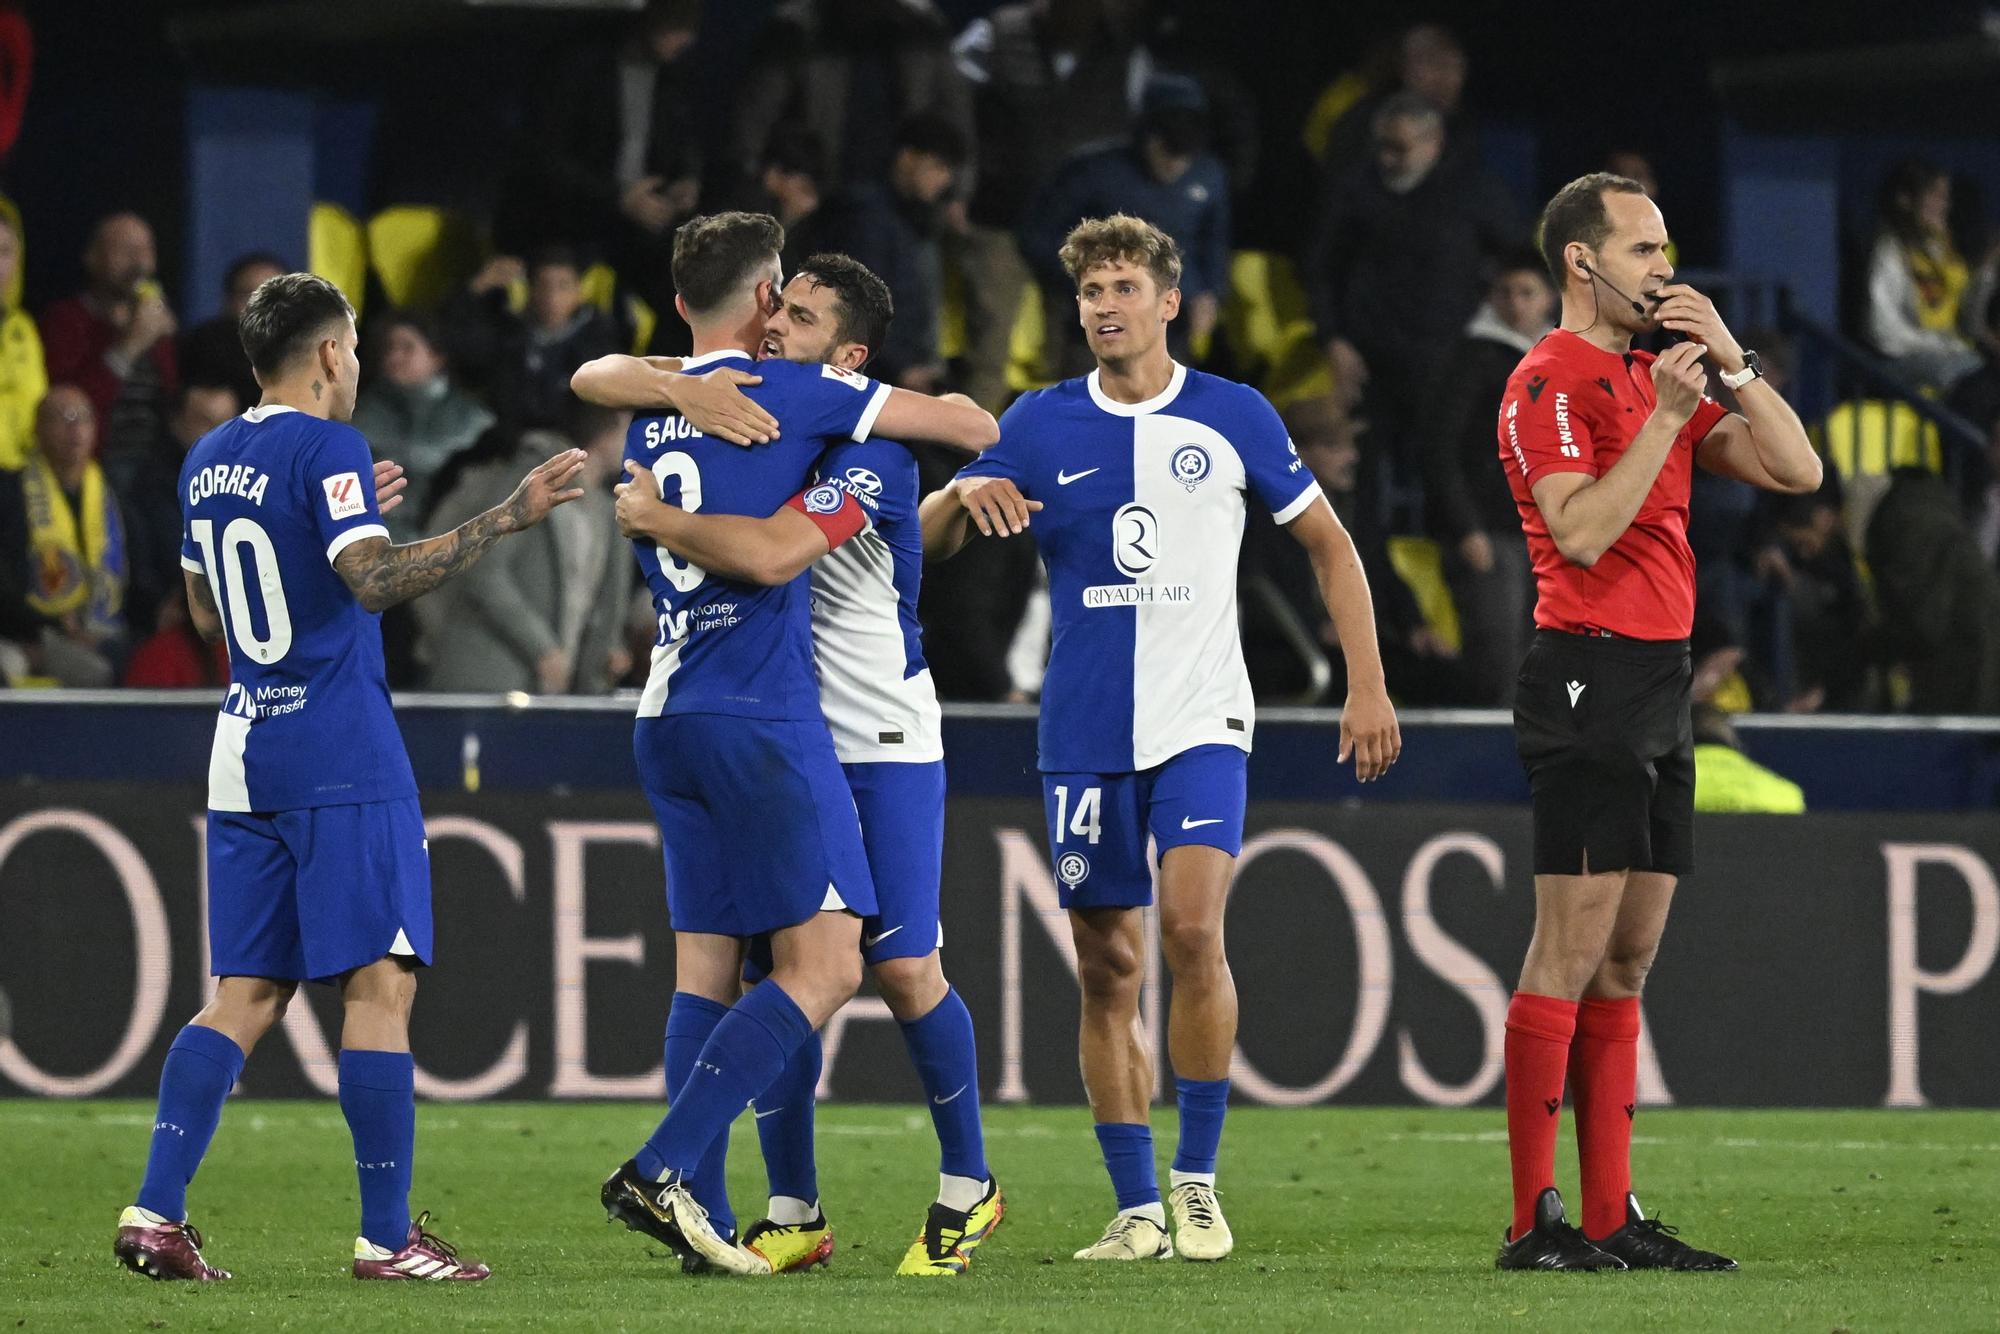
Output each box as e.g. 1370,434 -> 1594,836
2,1102 -> 1995,1331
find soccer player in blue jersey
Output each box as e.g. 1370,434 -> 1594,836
585,253 -> 1011,1276
582,213 -> 999,1276
921,214 -> 1402,1262
115,273 -> 587,1282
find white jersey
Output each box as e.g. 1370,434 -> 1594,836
809,437 -> 942,764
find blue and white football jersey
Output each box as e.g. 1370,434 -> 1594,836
178,405 -> 417,812
808,435 -> 941,763
958,363 -> 1321,773
629,349 -> 891,720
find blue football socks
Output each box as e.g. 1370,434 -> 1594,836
901,987 -> 989,1185
662,991 -> 736,1238
640,981 -> 814,1181
135,1024 -> 245,1221
1094,1121 -> 1161,1211
337,1049 -> 416,1249
754,1029 -> 822,1208
1171,1075 -> 1230,1182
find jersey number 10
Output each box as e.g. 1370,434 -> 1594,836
190,517 -> 294,664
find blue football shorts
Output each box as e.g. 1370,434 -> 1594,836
1040,743 -> 1248,909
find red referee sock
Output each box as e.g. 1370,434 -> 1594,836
1504,991 -> 1578,1241
1571,995 -> 1641,1239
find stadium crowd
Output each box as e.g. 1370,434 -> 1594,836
3,1 -> 2000,713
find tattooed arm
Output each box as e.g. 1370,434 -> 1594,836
183,570 -> 225,642
332,447 -> 587,613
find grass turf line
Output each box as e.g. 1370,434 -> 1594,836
2,1102 -> 1995,1332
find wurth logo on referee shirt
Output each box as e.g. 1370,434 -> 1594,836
1552,393 -> 1580,458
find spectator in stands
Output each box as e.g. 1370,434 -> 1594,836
1019,74 -> 1229,374
122,379 -> 239,639
0,386 -> 127,686
445,246 -> 620,431
950,0 -> 1151,407
123,594 -> 229,688
0,202 -> 46,471
1304,92 -> 1518,512
179,251 -> 283,409
1867,466 -> 2000,714
1761,482 -> 1871,713
731,0 -> 971,191
424,404 -> 635,694
351,312 -> 495,540
1416,249 -> 1553,705
748,124 -> 829,274
1243,395 -> 1459,703
1691,705 -> 1806,813
800,114 -> 970,390
499,0 -> 706,345
39,212 -> 179,496
1867,159 -> 1984,390
1306,23 -> 1469,179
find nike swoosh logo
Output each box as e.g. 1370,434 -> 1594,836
933,1086 -> 967,1105
863,925 -> 904,948
1056,467 -> 1100,485
1181,817 -> 1224,829
753,1106 -> 784,1120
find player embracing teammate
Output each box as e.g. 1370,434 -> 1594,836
922,214 -> 1400,1261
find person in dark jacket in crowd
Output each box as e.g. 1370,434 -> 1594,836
1417,249 -> 1553,703
1867,466 -> 2000,714
1304,92 -> 1518,501
351,312 -> 495,540
1018,73 -> 1229,373
178,252 -> 284,409
444,247 -> 621,431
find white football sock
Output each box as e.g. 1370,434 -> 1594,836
1119,1202 -> 1167,1227
1170,1170 -> 1217,1190
766,1195 -> 818,1226
937,1173 -> 986,1212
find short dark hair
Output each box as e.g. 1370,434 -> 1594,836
1536,172 -> 1648,286
671,212 -> 785,316
895,113 -> 970,170
237,272 -> 354,378
528,244 -> 583,280
1489,245 -> 1551,284
794,253 -> 894,364
223,251 -> 287,293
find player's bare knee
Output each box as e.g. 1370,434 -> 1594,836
1158,913 -> 1225,977
1077,941 -> 1142,1007
873,952 -> 947,1021
1594,942 -> 1658,997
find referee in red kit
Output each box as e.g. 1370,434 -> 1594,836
1493,172 -> 1821,1271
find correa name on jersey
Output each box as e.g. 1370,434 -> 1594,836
625,349 -> 892,721
177,405 -> 417,812
957,362 -> 1322,773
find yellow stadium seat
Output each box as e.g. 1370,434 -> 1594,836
1816,398 -> 1943,479
624,290 -> 657,357
1224,250 -> 1335,411
1385,535 -> 1462,654
366,205 -> 483,312
938,259 -> 967,363
1005,285 -> 1057,394
308,202 -> 369,318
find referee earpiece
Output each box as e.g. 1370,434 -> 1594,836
1579,259 -> 1647,317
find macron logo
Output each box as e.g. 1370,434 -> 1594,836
1566,680 -> 1585,708
1057,467 -> 1100,485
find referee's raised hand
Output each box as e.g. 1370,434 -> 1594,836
1649,340 -> 1709,425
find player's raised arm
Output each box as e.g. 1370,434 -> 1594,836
571,353 -> 780,446
615,464 -> 869,586
333,448 -> 587,612
919,475 -> 1040,559
1283,497 -> 1400,781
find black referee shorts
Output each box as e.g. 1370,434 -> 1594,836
1513,629 -> 1694,877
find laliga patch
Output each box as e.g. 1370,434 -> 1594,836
804,484 -> 845,515
820,363 -> 869,390
323,471 -> 366,520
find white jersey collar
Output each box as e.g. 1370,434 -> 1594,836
242,404 -> 301,422
680,348 -> 756,371
1087,360 -> 1187,417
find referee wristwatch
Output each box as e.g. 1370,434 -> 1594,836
1719,350 -> 1763,391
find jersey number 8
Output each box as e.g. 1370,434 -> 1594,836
190,517 -> 294,664
651,451 -> 707,592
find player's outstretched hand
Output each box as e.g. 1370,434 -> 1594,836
955,476 -> 1042,537
372,459 -> 408,516
614,460 -> 672,539
500,448 -> 589,533
1648,340 -> 1709,426
677,368 -> 778,446
1337,684 -> 1401,782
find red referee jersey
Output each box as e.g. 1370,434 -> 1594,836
1498,329 -> 1729,641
